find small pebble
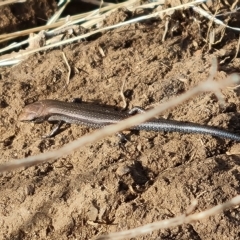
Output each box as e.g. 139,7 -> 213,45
116,165 -> 130,176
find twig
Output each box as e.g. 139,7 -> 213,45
232,34 -> 240,61
96,195 -> 240,240
47,0 -> 71,25
162,16 -> 170,42
120,77 -> 127,109
81,0 -> 113,7
0,0 -> 26,7
62,52 -> 71,85
192,5 -> 240,32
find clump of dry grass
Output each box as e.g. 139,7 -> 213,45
0,0 -> 208,66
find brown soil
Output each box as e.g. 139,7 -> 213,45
1,1 -> 240,239
0,0 -> 57,34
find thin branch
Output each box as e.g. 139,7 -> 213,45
62,52 -> 71,85
97,195 -> 240,240
0,0 -> 26,7
120,77 -> 127,109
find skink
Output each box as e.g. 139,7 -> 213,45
19,99 -> 240,141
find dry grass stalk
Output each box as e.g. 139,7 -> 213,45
0,0 -> 205,65
96,195 -> 240,239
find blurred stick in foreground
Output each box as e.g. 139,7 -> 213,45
97,195 -> 240,240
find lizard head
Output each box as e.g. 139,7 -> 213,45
19,101 -> 48,123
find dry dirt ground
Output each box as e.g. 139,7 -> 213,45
1,1 -> 240,239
